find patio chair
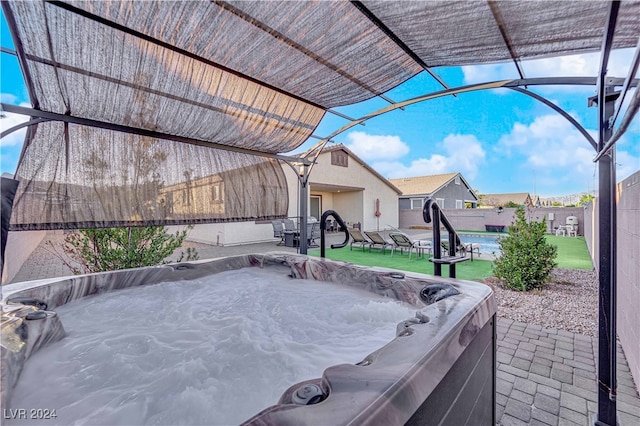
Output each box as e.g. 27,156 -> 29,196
271,220 -> 285,245
307,222 -> 321,248
348,228 -> 370,251
283,219 -> 296,231
389,232 -> 432,259
364,231 -> 393,254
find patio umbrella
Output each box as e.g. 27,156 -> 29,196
375,198 -> 381,230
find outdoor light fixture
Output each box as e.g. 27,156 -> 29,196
496,206 -> 504,214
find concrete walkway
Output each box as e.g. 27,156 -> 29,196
5,232 -> 640,425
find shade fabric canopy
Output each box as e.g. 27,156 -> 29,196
3,0 -> 639,229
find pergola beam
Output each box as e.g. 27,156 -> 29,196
212,0 -> 390,101
46,0 -> 327,111
1,103 -> 311,165
488,1 -> 526,80
350,1 -> 453,94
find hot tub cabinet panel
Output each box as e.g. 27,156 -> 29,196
1,253 -> 496,425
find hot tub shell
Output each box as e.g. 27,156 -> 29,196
1,253 -> 496,425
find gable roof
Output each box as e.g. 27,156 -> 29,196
480,192 -> 532,207
318,144 -> 402,194
390,173 -> 476,199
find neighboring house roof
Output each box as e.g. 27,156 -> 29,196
389,173 -> 478,200
317,144 -> 402,194
480,192 -> 532,207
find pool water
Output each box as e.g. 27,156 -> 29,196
458,234 -> 503,255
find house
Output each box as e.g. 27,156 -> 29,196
390,172 -> 479,211
479,192 -> 534,208
182,144 -> 402,245
289,144 -> 402,230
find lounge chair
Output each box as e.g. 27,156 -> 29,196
364,231 -> 393,254
389,233 -> 432,259
441,240 -> 481,260
348,228 -> 370,251
271,220 -> 285,245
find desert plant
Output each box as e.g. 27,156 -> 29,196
50,226 -> 198,275
492,206 -> 557,291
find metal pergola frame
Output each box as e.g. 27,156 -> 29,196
2,2 -> 639,424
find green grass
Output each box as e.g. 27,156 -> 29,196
308,234 -> 593,282
544,235 -> 593,270
308,248 -> 494,281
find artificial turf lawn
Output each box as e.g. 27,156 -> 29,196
308,248 -> 494,281
543,235 -> 593,270
308,234 -> 593,282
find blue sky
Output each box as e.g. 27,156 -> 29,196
1,13 -> 638,198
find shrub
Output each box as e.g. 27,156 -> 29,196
51,226 -> 198,275
492,207 -> 557,291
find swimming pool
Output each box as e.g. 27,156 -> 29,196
458,234 -> 503,255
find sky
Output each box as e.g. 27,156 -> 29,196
1,12 -> 638,198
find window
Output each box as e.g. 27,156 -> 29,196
456,200 -> 463,209
454,176 -> 461,185
436,198 -> 445,207
331,150 -> 348,167
411,198 -> 423,210
212,183 -> 223,203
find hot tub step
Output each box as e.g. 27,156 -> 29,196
428,255 -> 469,265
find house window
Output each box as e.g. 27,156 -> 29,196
456,200 -> 463,209
454,176 -> 461,185
331,150 -> 348,167
410,198 -> 423,210
436,198 -> 445,207
212,183 -> 223,203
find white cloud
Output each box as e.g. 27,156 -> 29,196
372,134 -> 486,180
345,131 -> 409,161
0,106 -> 29,148
461,48 -> 637,93
497,113 -> 640,191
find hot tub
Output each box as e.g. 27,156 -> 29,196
1,253 -> 496,425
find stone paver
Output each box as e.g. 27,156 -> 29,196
499,320 -> 640,426
4,233 -> 640,425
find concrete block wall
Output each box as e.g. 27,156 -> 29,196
583,170 -> 640,395
616,171 -> 640,394
400,206 -> 585,234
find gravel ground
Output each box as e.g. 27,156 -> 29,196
484,268 -> 599,337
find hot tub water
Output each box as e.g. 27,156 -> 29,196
7,267 -> 416,425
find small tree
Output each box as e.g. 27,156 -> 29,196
492,206 -> 557,291
51,226 -> 198,275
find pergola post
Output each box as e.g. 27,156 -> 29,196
593,87 -> 619,426
298,164 -> 309,255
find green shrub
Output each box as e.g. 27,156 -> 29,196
52,226 -> 198,275
492,207 -> 557,291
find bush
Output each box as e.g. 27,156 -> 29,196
51,226 -> 198,275
492,207 -> 557,291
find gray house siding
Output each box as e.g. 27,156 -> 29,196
399,181 -> 475,210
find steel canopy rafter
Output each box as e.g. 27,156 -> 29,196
13,51 -> 316,135
1,2 -> 40,109
212,0 -> 388,102
0,117 -> 51,139
46,0 -> 328,111
488,1 -> 526,81
303,77 -> 637,160
1,103 -> 311,165
349,0 -> 454,95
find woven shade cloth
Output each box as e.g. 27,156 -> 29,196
3,0 -> 639,229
